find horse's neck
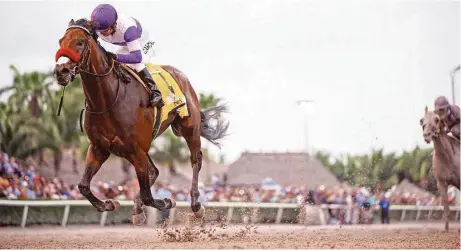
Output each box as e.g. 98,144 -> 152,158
433,134 -> 459,164
81,57 -> 118,110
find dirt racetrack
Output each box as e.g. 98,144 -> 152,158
1,222 -> 460,249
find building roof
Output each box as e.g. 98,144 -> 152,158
392,179 -> 435,198
226,152 -> 341,187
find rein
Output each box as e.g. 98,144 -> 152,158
56,25 -> 123,131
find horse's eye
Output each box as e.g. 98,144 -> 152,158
76,40 -> 84,47
434,117 -> 439,123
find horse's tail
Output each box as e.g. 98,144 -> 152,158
200,103 -> 230,148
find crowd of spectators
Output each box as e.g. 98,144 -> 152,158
0,151 -> 455,210
0,152 -> 80,200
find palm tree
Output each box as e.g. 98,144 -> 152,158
316,147 -> 436,193
0,111 -> 58,160
315,151 -> 332,169
372,150 -> 398,192
319,149 -> 398,191
396,147 -> 432,185
315,151 -> 348,180
0,66 -> 56,166
0,65 -> 53,117
38,77 -> 85,175
0,67 -> 86,175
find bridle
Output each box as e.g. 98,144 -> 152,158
56,24 -> 122,126
62,25 -> 116,78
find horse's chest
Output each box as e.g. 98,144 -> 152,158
85,120 -> 135,157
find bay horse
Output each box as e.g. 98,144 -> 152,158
420,106 -> 460,231
53,19 -> 229,225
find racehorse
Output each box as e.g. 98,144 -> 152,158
53,18 -> 229,225
420,106 -> 460,231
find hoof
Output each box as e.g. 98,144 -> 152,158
132,212 -> 147,226
112,200 -> 121,210
193,204 -> 205,218
167,198 -> 176,209
104,200 -> 120,211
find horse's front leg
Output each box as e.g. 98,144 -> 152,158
78,144 -> 118,212
131,154 -> 175,226
437,181 -> 450,231
128,150 -> 176,226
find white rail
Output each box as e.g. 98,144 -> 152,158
0,200 -> 458,228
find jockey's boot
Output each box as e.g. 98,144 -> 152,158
138,67 -> 164,108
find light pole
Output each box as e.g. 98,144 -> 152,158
449,65 -> 460,205
296,99 -> 315,156
450,65 -> 460,105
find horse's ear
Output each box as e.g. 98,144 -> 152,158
69,19 -> 75,26
425,106 -> 428,114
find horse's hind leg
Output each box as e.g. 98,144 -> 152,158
128,150 -> 176,226
78,144 -> 118,212
176,119 -> 205,218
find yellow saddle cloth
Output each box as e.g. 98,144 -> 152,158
121,63 -> 190,138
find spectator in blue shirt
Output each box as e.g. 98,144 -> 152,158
26,187 -> 36,199
378,195 -> 391,224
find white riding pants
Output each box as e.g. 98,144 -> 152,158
115,30 -> 156,72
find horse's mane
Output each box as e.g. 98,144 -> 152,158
66,18 -> 130,82
444,133 -> 460,153
69,18 -> 99,42
68,18 -> 114,62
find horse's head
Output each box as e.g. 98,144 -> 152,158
54,18 -> 98,86
420,106 -> 442,144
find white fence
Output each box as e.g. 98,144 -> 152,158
0,200 -> 459,228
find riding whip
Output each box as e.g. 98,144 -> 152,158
56,86 -> 66,116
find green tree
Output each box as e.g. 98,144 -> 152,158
315,151 -> 346,181
1,66 -> 56,166
371,150 -> 398,192
396,147 -> 433,187
316,149 -> 398,192
0,65 -> 53,117
315,147 -> 436,194
39,76 -> 86,175
0,111 -> 58,160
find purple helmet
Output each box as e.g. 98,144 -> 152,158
91,4 -> 118,31
434,96 -> 450,110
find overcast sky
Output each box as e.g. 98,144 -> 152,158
0,0 -> 459,163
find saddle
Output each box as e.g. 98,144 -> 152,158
119,63 -> 190,138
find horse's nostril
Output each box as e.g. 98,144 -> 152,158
61,68 -> 70,75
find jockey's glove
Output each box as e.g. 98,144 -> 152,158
106,52 -> 118,61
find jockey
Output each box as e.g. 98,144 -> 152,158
90,4 -> 163,108
434,96 -> 460,140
